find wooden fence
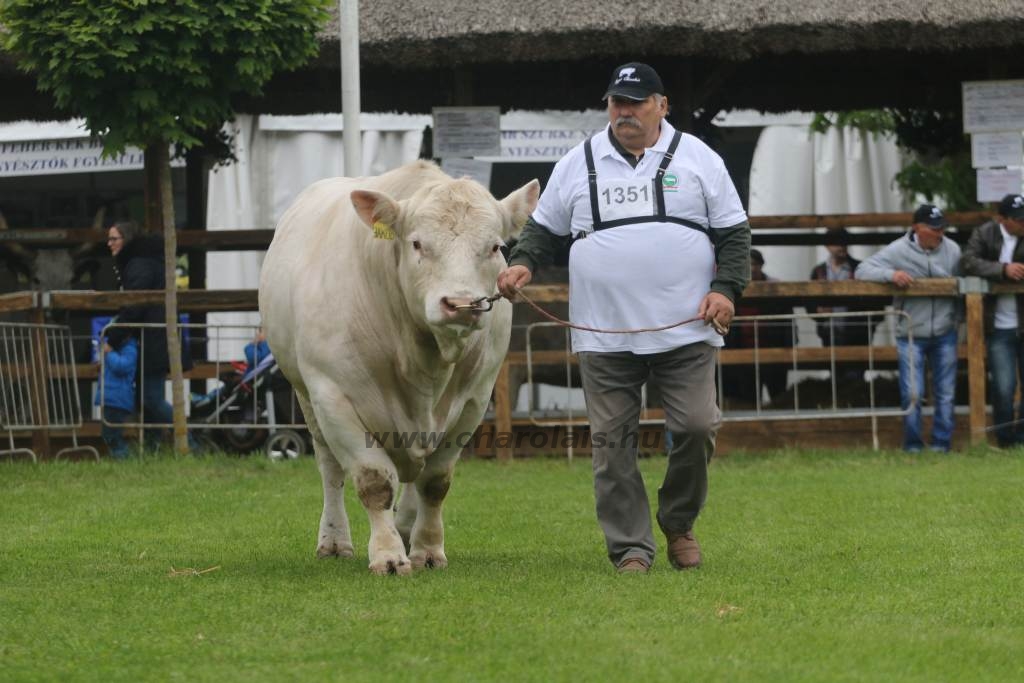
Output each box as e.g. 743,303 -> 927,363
1,276 -> 1016,458
0,209 -> 1011,457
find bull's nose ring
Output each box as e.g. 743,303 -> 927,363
452,295 -> 500,313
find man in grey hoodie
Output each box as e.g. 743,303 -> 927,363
855,204 -> 962,452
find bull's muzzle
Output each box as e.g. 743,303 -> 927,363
439,296 -> 487,324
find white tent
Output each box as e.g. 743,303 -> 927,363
745,118 -> 907,282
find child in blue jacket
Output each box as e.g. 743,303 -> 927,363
95,336 -> 138,460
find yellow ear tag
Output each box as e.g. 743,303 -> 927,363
372,221 -> 395,240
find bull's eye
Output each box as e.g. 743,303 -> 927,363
412,240 -> 422,251
491,244 -> 501,254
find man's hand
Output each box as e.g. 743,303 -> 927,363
1004,262 -> 1024,281
892,270 -> 914,288
698,291 -> 734,335
497,265 -> 533,300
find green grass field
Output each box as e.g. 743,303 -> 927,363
2,449 -> 1022,682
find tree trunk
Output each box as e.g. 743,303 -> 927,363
143,147 -> 163,235
150,141 -> 189,454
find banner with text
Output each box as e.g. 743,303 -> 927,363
0,137 -> 183,178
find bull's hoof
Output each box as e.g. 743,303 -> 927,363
410,550 -> 448,570
316,542 -> 355,559
369,557 -> 412,576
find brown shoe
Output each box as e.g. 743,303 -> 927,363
616,558 -> 650,574
665,531 -> 701,569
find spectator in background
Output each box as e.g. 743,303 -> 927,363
245,327 -> 271,371
723,249 -> 794,405
808,228 -> 881,383
959,193 -> 1024,448
103,220 -> 196,451
192,327 -> 272,408
808,228 -> 876,348
855,204 -> 961,453
94,330 -> 138,460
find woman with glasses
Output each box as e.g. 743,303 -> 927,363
103,221 -> 196,452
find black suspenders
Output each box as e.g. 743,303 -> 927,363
582,130 -> 708,235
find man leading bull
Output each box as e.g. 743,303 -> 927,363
498,62 -> 751,574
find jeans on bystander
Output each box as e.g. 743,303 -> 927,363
986,328 -> 1024,448
896,330 -> 958,452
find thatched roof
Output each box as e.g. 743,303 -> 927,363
345,0 -> 1024,66
3,0 -> 1024,121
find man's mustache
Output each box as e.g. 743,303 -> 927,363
614,116 -> 642,128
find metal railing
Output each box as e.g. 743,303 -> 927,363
96,322 -> 307,459
519,309 -> 917,451
0,322 -> 99,462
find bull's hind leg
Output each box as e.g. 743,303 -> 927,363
408,460 -> 455,570
299,394 -> 354,559
315,447 -> 355,559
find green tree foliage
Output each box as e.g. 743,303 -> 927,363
0,0 -> 331,154
811,109 -> 979,211
0,0 -> 331,453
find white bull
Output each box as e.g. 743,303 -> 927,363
259,161 -> 538,574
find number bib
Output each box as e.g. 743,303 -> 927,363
596,179 -> 655,222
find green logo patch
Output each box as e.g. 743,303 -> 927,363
662,173 -> 679,192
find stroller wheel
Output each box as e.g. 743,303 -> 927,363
223,423 -> 268,454
266,429 -> 305,461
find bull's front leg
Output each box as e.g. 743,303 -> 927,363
354,454 -> 412,576
408,460 -> 455,570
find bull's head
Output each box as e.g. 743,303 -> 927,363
351,176 -> 539,359
0,209 -> 105,291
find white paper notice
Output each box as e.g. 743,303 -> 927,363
963,80 -> 1024,133
972,132 -> 1024,168
432,107 -> 501,158
977,168 -> 1024,202
441,157 -> 493,189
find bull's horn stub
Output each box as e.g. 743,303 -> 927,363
372,221 -> 395,240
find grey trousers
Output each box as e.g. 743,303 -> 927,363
578,343 -> 720,567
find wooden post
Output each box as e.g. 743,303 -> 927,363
28,307 -> 51,459
493,359 -> 512,461
965,292 -> 988,447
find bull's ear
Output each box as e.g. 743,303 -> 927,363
351,190 -> 402,239
499,179 -> 540,240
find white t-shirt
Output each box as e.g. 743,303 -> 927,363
530,121 -> 747,353
994,223 -> 1019,330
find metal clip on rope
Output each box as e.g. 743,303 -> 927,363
451,294 -> 503,313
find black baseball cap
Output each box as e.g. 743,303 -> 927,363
912,204 -> 948,229
998,193 -> 1024,220
823,228 -> 849,245
750,249 -> 765,265
603,62 -> 664,101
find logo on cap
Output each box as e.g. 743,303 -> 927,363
913,203 -> 947,228
616,67 -> 640,84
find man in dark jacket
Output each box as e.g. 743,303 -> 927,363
723,249 -> 794,405
960,193 -> 1024,448
808,228 -> 874,347
104,220 -> 193,450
